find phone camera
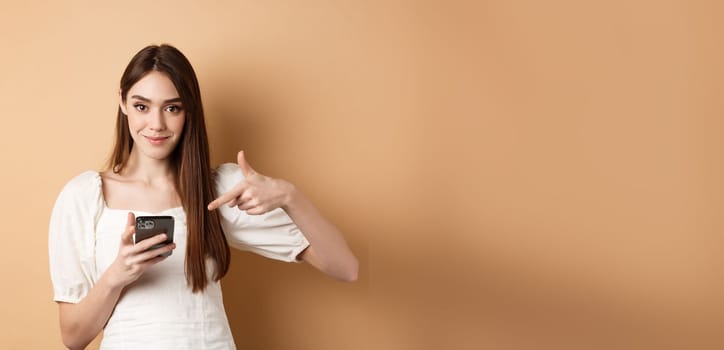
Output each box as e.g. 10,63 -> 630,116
138,220 -> 155,230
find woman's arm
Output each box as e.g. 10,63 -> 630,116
59,213 -> 176,349
58,274 -> 124,350
208,151 -> 358,281
283,184 -> 358,281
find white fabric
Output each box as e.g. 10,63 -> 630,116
48,163 -> 309,349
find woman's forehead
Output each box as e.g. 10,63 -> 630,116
128,71 -> 180,101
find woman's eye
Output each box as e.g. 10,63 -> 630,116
165,105 -> 182,113
133,104 -> 147,112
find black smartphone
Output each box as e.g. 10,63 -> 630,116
134,215 -> 175,257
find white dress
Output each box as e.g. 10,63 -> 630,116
48,163 -> 310,349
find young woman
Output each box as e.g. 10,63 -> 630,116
49,44 -> 358,350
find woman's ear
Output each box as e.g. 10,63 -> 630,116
118,89 -> 127,115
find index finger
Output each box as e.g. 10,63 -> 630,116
207,184 -> 247,211
121,212 -> 136,245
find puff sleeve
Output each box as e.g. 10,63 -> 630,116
48,171 -> 104,303
214,163 -> 310,262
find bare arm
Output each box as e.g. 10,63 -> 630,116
58,275 -> 123,350
58,213 -> 176,349
283,185 -> 358,281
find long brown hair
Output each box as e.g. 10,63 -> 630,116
108,44 -> 230,292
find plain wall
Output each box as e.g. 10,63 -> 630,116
1,1 -> 722,349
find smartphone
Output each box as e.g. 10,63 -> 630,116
134,215 -> 175,257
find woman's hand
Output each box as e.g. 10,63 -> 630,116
105,212 -> 176,289
207,150 -> 294,215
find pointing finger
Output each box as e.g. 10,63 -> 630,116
208,183 -> 248,211
208,191 -> 236,211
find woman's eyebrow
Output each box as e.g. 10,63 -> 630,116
130,94 -> 182,103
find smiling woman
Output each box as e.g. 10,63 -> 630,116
121,72 -> 186,160
48,44 -> 358,350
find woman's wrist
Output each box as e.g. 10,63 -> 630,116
100,267 -> 127,293
280,179 -> 298,211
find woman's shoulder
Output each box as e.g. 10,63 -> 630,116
62,170 -> 101,189
56,170 -> 102,201
213,163 -> 244,193
213,163 -> 244,181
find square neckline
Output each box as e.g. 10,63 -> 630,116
95,171 -> 184,216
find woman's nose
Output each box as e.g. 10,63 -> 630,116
148,109 -> 166,131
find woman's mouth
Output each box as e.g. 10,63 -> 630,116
144,135 -> 170,145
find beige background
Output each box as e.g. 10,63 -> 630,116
1,0 -> 722,349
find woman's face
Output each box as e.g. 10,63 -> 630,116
120,71 -> 186,162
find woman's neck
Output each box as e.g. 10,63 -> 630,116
122,150 -> 176,186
